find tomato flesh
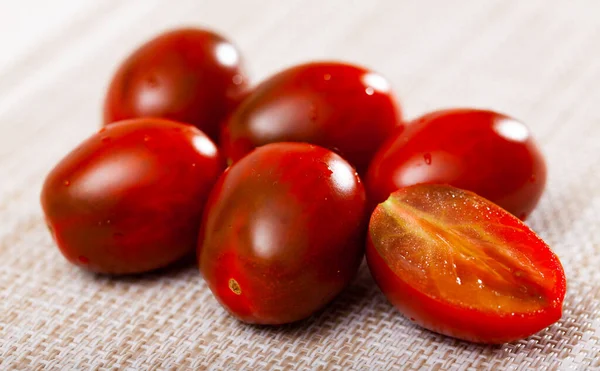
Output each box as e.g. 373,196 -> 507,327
220,61 -> 403,174
103,28 -> 248,142
366,184 -> 566,343
199,143 -> 368,324
366,109 -> 547,219
41,118 -> 225,274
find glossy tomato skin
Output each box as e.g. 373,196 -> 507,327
103,28 -> 248,142
199,143 -> 367,324
366,185 -> 566,344
220,62 -> 403,175
366,109 -> 547,219
41,118 -> 225,274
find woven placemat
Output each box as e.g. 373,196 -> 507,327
1,0 -> 599,369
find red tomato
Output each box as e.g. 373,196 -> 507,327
366,109 -> 547,219
103,28 -> 248,142
41,118 -> 225,274
367,184 -> 566,344
220,62 -> 403,174
199,143 -> 367,324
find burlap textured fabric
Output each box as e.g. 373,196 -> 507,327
1,0 -> 599,369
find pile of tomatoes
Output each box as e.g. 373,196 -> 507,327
40,28 -> 566,344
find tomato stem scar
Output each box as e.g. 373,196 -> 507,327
229,278 -> 242,295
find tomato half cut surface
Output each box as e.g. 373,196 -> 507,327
366,184 -> 566,344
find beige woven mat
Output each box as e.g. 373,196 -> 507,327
1,0 -> 599,369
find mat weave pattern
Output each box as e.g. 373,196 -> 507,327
0,1 -> 599,369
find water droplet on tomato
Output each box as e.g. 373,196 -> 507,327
323,73 -> 331,81
362,72 -> 391,93
424,153 -> 432,165
191,163 -> 197,167
144,135 -> 151,142
232,74 -> 244,85
365,87 -> 374,95
529,174 -> 536,183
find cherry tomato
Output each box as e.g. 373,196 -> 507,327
366,109 -> 547,219
103,28 -> 248,142
199,142 -> 367,324
41,118 -> 225,274
367,184 -> 566,344
220,62 -> 403,175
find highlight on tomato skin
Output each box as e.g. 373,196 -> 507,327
41,118 -> 225,275
365,108 -> 547,220
103,27 -> 249,142
366,184 -> 566,344
198,142 -> 368,325
220,61 -> 403,175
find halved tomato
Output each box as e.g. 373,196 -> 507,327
366,184 -> 566,344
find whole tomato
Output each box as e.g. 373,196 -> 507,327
41,118 -> 225,274
366,109 -> 547,219
220,61 -> 403,174
367,184 -> 566,344
103,27 -> 248,142
199,143 -> 368,324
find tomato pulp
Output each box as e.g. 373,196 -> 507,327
366,184 -> 566,344
41,118 -> 225,274
366,109 -> 547,219
103,28 -> 248,142
220,61 -> 403,174
199,142 -> 368,324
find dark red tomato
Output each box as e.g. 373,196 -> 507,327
41,118 -> 225,274
366,109 -> 547,219
220,62 -> 403,175
103,28 -> 248,142
367,184 -> 566,344
199,142 -> 367,324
